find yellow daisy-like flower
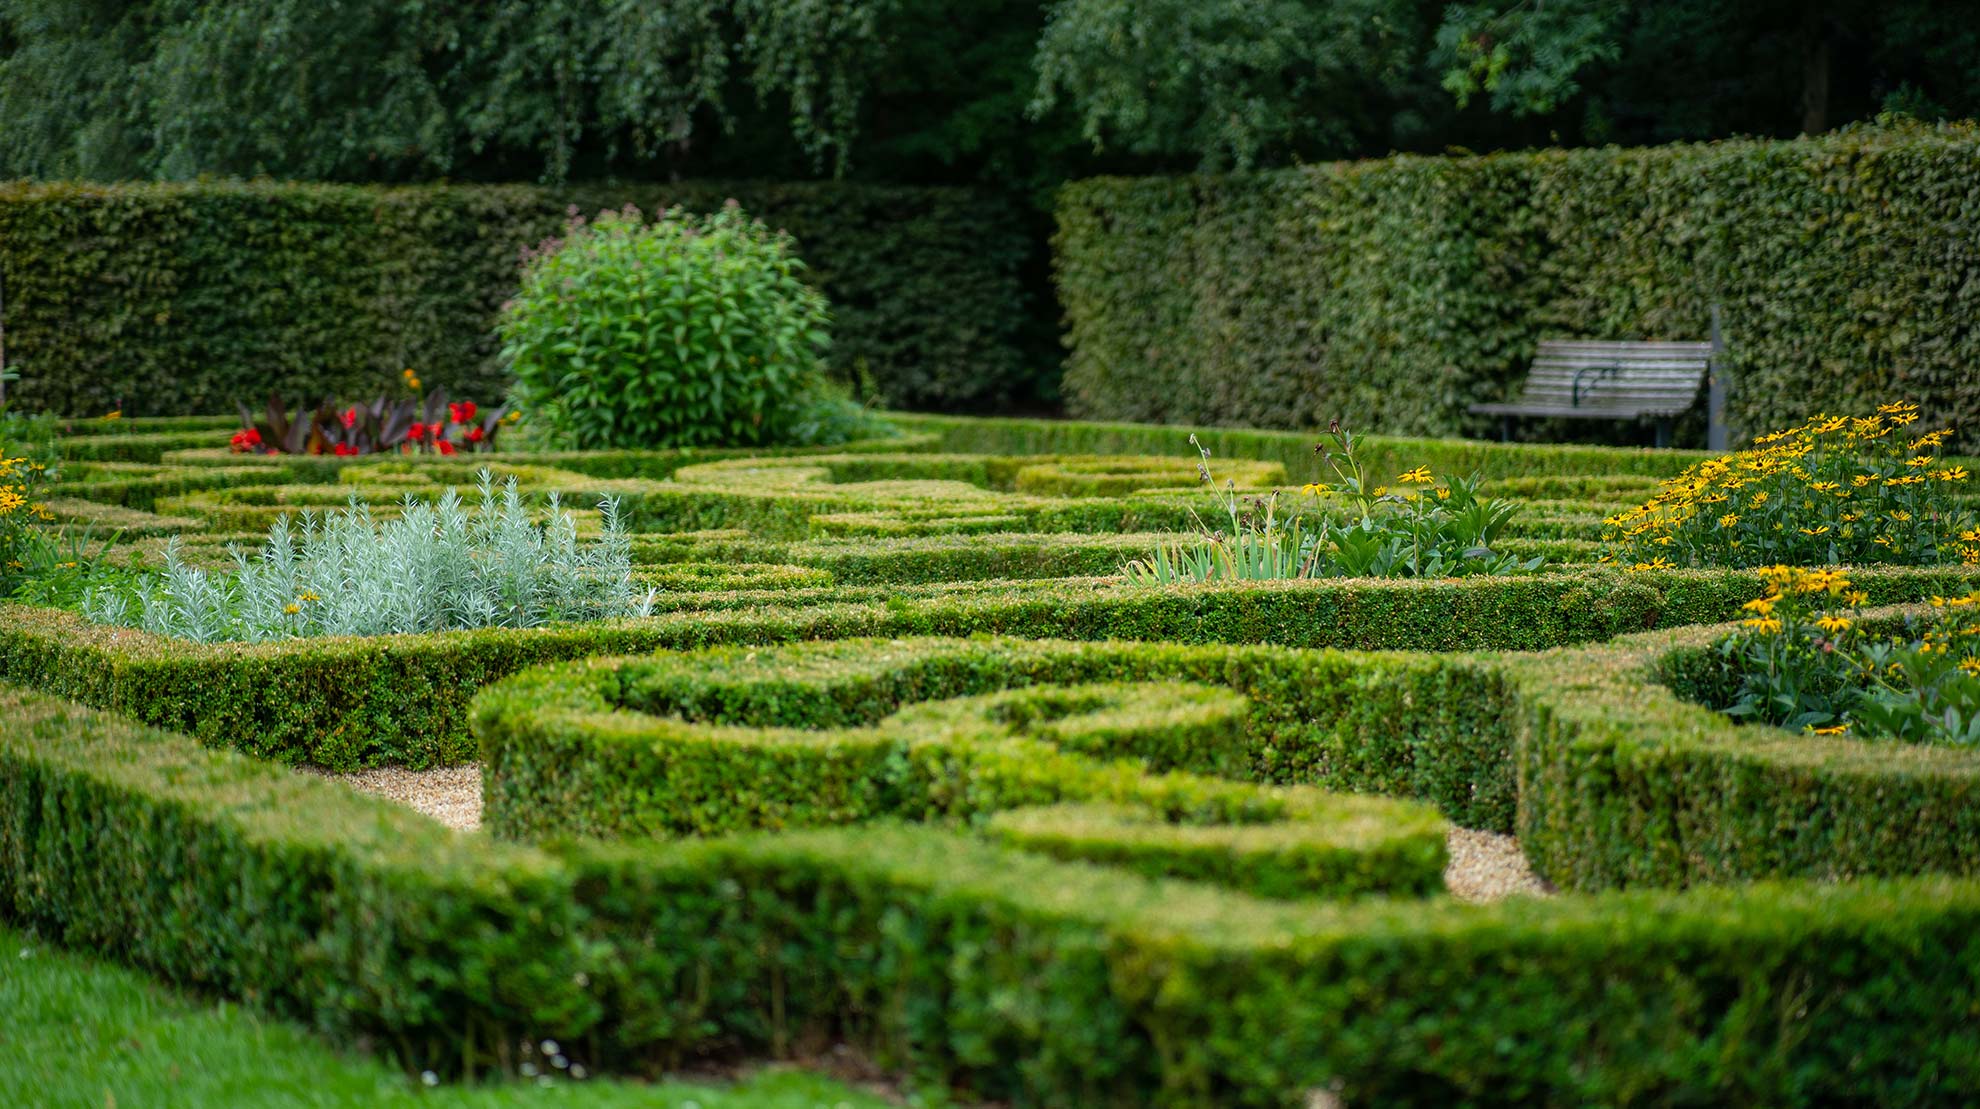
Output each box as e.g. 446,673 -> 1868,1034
1959,658 -> 1980,676
1742,616 -> 1782,634
1394,466 -> 1433,484
1741,597 -> 1776,616
1798,525 -> 1830,536
1932,466 -> 1969,482
1815,615 -> 1851,634
1888,510 -> 1912,523
1806,723 -> 1849,736
1719,513 -> 1740,528
284,603 -> 302,615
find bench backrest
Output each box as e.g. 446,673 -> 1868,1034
1520,340 -> 1713,416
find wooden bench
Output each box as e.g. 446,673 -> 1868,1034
1471,338 -> 1719,448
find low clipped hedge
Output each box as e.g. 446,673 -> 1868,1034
0,686 -> 590,1067
9,679 -> 1980,1104
475,659 -> 1451,899
1053,122 -> 1980,450
3,560 -> 1976,773
894,412 -> 1708,485
0,181 -> 1033,415
1512,614 -> 1980,889
475,631 -> 1980,886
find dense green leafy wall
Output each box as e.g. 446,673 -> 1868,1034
1055,122 -> 1980,450
0,180 -> 1032,416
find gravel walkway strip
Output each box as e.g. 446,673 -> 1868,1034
1444,827 -> 1553,902
305,765 -> 1553,901
301,764 -> 484,832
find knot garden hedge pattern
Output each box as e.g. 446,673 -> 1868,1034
4,412 -> 1980,1106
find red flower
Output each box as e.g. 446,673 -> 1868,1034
406,421 -> 427,441
449,401 -> 476,425
333,443 -> 360,457
229,427 -> 263,453
341,407 -> 358,430
465,426 -> 485,443
436,439 -> 457,455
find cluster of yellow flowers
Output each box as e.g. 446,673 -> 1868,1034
0,454 -> 56,576
1737,565 -> 1865,637
1605,403 -> 1975,570
1717,565 -> 1980,742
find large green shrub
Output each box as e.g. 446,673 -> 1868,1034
1054,121 -> 1980,451
0,181 -> 1032,416
500,204 -> 835,449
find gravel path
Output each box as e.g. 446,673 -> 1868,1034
306,765 -> 1553,900
301,764 -> 485,831
1443,827 -> 1553,902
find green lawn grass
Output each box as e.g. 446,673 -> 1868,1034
0,925 -> 897,1109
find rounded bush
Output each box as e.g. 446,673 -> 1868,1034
500,202 -> 833,449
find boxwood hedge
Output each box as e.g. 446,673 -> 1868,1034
9,630 -> 1980,1104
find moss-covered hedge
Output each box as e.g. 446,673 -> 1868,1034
1054,122 -> 1980,450
0,180 -> 1032,415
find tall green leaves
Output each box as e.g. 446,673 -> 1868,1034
498,203 -> 839,449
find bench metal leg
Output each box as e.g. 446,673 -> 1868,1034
1654,419 -> 1672,449
1500,415 -> 1513,443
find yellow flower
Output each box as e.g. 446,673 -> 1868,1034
1798,525 -> 1830,536
1749,491 -> 1769,506
1808,481 -> 1840,494
1960,658 -> 1980,676
102,410 -> 122,420
284,603 -> 301,615
1807,724 -> 1849,736
1300,482 -> 1330,496
1719,513 -> 1740,528
1888,510 -> 1912,523
1843,590 -> 1868,606
1394,466 -> 1433,485
1741,597 -> 1776,616
1932,466 -> 1969,482
1905,455 -> 1933,468
297,590 -> 321,603
1742,616 -> 1782,634
1815,615 -> 1851,634
1851,474 -> 1874,487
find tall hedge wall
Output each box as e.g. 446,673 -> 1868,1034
0,180 -> 1032,416
1054,121 -> 1980,451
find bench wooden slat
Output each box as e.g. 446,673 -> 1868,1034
1470,335 -> 1714,437
1535,341 -> 1714,355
